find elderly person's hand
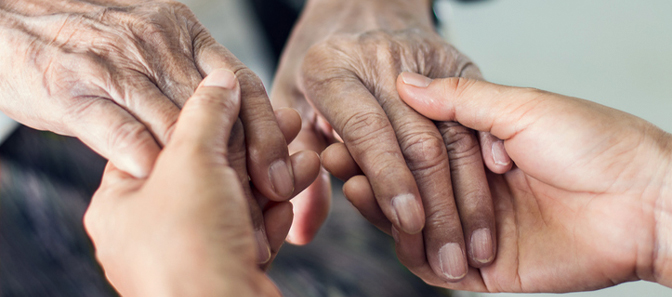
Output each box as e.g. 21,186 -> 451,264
85,70 -> 318,296
333,73 -> 672,292
0,0 -> 306,261
0,0 -> 295,197
272,0 -> 509,282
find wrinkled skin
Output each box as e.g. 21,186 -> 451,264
272,0 -> 511,283
0,0 -> 309,261
85,71 -> 318,296
336,73 -> 672,292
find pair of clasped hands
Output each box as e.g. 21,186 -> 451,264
2,0 -> 671,295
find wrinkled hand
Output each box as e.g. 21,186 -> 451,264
0,0 -> 307,260
85,70 -> 317,296
273,0 -> 509,282
380,73 -> 672,292
0,0 -> 294,199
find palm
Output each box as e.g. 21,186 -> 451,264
475,170 -> 645,292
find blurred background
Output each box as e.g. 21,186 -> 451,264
1,0 -> 671,296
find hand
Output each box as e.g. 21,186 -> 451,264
0,0 -> 295,203
1,0 -> 308,261
273,0 -> 509,282
85,70 -> 318,296
378,72 -> 672,292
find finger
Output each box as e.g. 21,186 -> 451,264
344,175 -> 489,289
342,175 -> 390,233
285,124 -> 331,245
479,132 -> 513,174
373,81 -> 468,282
301,74 -> 425,235
65,98 -> 161,178
173,69 -> 271,262
109,77 -> 182,146
396,72 -> 536,140
227,119 -> 271,264
274,108 -> 302,145
286,168 -> 331,245
289,150 -> 321,198
342,175 -> 478,286
437,122 -> 497,267
254,150 -> 322,205
194,39 -> 295,201
168,69 -> 240,160
321,142 -> 363,181
260,201 -> 294,271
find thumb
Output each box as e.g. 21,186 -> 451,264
396,72 -> 542,141
168,68 -> 241,158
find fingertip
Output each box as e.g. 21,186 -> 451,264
289,150 -> 321,198
397,73 -> 455,122
469,228 -> 496,267
275,108 -> 302,144
321,143 -> 361,181
391,193 -> 425,235
342,175 -> 392,233
268,159 -> 295,199
479,132 -> 513,174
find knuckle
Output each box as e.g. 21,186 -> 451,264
232,67 -> 267,99
399,131 -> 447,172
301,38 -> 356,81
438,122 -> 481,163
108,118 -> 153,152
42,52 -> 105,100
442,77 -> 476,100
341,111 -> 390,147
424,207 -> 461,235
422,196 -> 458,230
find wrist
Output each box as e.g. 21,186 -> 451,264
301,0 -> 434,34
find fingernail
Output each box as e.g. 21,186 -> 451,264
401,72 -> 433,88
391,194 -> 424,234
391,226 -> 400,243
492,140 -> 510,166
202,69 -> 237,89
255,229 -> 271,264
471,228 -> 494,263
269,160 -> 294,198
439,243 -> 468,280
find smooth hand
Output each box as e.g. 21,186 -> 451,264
84,70 -> 319,296
273,0 -> 509,282
386,73 -> 672,292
